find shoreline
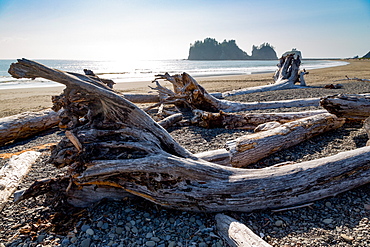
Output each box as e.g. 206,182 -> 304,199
0,59 -> 369,118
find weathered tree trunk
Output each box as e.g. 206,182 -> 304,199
227,113 -> 345,167
215,214 -> 272,247
0,151 -> 41,211
0,109 -> 60,146
9,59 -> 370,213
191,109 -> 327,129
320,94 -> 370,121
152,73 -> 319,112
273,51 -> 302,84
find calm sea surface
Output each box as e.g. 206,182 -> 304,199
0,59 -> 348,90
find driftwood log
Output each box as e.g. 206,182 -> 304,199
227,113 -> 345,167
8,59 -> 370,212
215,214 -> 272,247
320,94 -> 370,121
152,72 -> 319,113
0,151 -> 41,211
196,113 -> 345,166
0,109 -> 60,146
191,109 -> 327,129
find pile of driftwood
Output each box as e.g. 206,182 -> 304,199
1,54 -> 370,246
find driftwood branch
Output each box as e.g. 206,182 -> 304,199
157,113 -> 183,129
216,214 -> 272,247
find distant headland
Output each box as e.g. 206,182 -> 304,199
188,38 -> 278,60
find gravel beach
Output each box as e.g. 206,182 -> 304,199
1,60 -> 370,246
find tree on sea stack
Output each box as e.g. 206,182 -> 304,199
8,59 -> 370,212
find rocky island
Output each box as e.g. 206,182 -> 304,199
188,38 -> 278,60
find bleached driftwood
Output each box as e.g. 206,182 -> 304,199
194,149 -> 230,166
227,113 -> 345,167
153,72 -> 319,113
320,94 -> 370,121
191,109 -> 327,129
0,109 -> 59,146
215,214 -> 272,247
9,59 -> 370,212
0,151 -> 41,211
157,113 -> 183,129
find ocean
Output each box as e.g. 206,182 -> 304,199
0,59 -> 348,90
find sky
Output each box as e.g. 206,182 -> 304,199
0,0 -> 369,60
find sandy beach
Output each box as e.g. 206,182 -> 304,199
1,59 -> 369,118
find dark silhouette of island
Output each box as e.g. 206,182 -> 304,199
362,51 -> 370,59
188,38 -> 278,60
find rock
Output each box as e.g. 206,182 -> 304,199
146,240 -> 156,247
61,238 -> 70,245
102,222 -> 109,230
132,226 -> 139,233
96,221 -> 103,228
81,225 -> 90,232
168,241 -> 176,247
80,238 -> 91,247
115,227 -> 124,234
37,234 -> 46,243
151,237 -> 160,242
86,229 -> 94,236
275,220 -> 284,227
323,218 -> 333,224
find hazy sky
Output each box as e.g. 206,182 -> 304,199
1,0 -> 369,60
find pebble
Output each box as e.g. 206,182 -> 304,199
145,240 -> 156,246
168,241 -> 176,247
115,227 -> 124,234
341,234 -> 354,242
275,220 -> 284,227
86,228 -> 94,236
323,218 -> 333,224
80,238 -> 91,247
